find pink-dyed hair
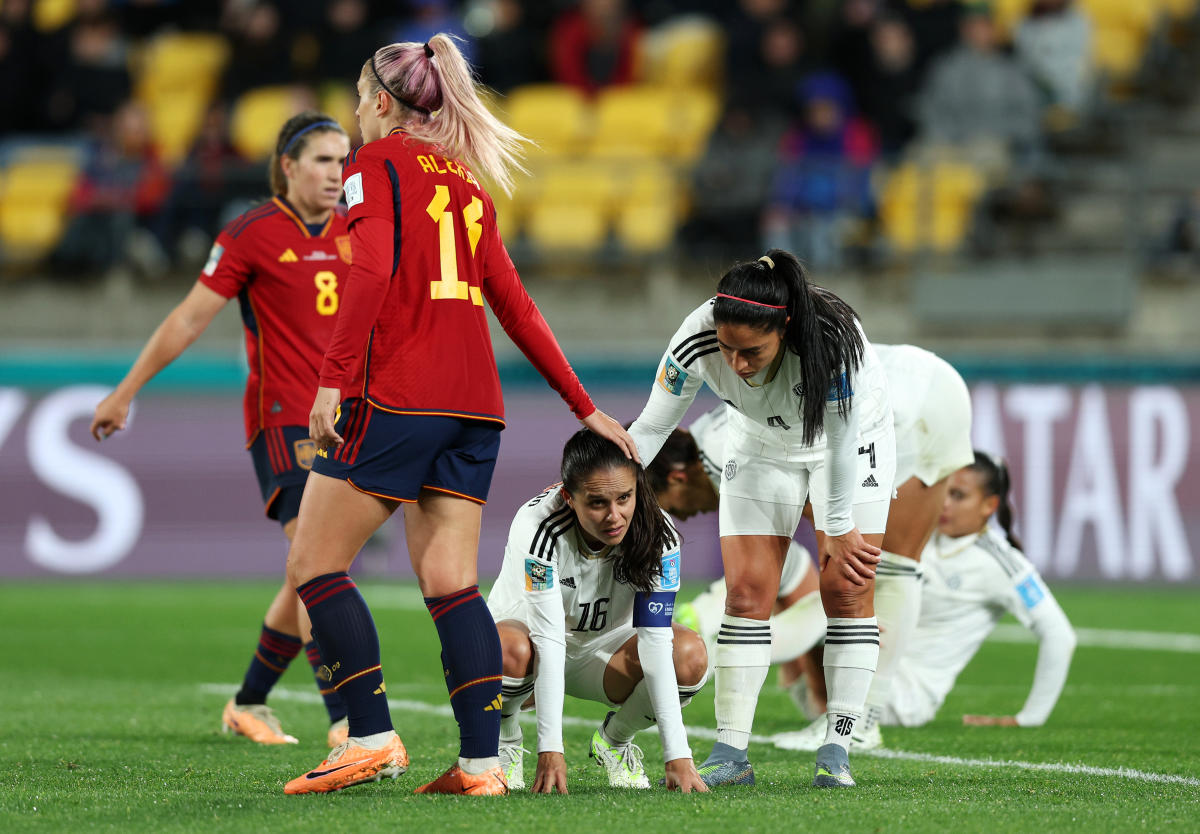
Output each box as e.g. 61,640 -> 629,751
365,34 -> 527,195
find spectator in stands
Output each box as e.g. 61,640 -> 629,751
475,0 -> 545,94
0,1 -> 46,135
52,100 -> 170,277
916,4 -> 1042,177
681,103 -> 785,260
220,1 -> 294,101
763,73 -> 878,269
830,0 -> 882,107
899,0 -> 963,82
45,5 -> 131,131
857,13 -> 921,159
550,0 -> 641,95
316,0 -> 380,87
392,0 -> 474,62
723,0 -> 798,108
1014,0 -> 1093,116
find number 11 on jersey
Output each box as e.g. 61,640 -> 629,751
427,184 -> 484,306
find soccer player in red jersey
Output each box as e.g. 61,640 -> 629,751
91,113 -> 353,748
282,35 -> 638,796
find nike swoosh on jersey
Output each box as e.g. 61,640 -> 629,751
306,758 -> 373,779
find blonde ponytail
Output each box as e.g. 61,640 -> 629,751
366,34 -> 528,195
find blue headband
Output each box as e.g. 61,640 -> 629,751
281,120 -> 340,156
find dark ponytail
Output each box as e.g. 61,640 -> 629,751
713,249 -> 864,446
269,111 -> 347,195
968,450 -> 1022,550
561,429 -> 679,592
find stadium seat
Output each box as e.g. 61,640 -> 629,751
1078,0 -> 1157,77
879,161 -> 984,254
33,0 -> 74,32
615,200 -> 677,253
0,153 -> 81,260
136,33 -> 230,163
502,85 -> 590,157
588,86 -> 676,158
145,92 -> 211,164
524,202 -> 608,254
673,88 -> 721,162
638,17 -> 725,90
318,83 -> 358,139
230,87 -> 307,160
538,160 -> 621,214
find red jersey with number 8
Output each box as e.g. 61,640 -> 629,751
199,196 -> 351,444
320,129 -> 592,423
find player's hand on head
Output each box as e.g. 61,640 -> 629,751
823,528 -> 881,586
308,386 -> 344,450
91,393 -> 130,441
580,409 -> 640,463
664,758 -> 709,793
532,751 -> 568,794
963,714 -> 1020,727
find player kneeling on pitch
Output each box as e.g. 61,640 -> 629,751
487,430 -> 710,793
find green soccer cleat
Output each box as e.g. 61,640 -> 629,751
813,743 -> 856,788
498,742 -> 528,791
590,714 -> 651,788
696,758 -> 756,787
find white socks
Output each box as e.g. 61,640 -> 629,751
500,674 -> 533,743
822,616 -> 879,751
769,590 -> 827,664
714,615 -> 772,750
604,679 -> 656,744
863,553 -> 922,731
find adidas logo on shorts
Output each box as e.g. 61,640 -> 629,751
861,474 -> 879,488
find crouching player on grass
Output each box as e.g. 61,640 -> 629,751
487,430 -> 710,793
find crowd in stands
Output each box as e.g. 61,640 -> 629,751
0,0 -> 1195,278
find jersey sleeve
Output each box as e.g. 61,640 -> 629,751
318,215 -> 393,391
629,307 -> 711,464
820,367 -> 861,537
688,405 -> 729,491
196,229 -> 252,299
1000,558 -> 1077,726
506,503 -> 569,755
631,535 -> 692,762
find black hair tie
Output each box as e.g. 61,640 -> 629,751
424,42 -> 434,58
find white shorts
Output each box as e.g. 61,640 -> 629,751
879,657 -> 943,727
561,626 -> 636,707
895,357 -> 974,487
718,426 -> 896,537
780,540 -> 813,597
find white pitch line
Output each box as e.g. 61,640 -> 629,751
200,684 -> 1200,787
988,623 -> 1200,653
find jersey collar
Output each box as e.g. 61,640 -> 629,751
934,530 -> 982,560
272,195 -> 333,239
573,527 -> 613,561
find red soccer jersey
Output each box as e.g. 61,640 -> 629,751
320,128 -> 592,423
199,195 -> 352,444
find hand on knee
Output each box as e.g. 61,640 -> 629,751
820,574 -> 872,618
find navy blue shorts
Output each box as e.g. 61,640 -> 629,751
312,399 -> 502,504
248,425 -> 316,525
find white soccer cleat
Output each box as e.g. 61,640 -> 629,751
787,677 -> 825,722
772,714 -> 827,752
499,742 -> 528,790
851,719 -> 883,751
590,719 -> 651,789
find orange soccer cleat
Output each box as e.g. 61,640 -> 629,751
414,763 -> 509,796
222,699 -> 298,745
284,733 -> 409,795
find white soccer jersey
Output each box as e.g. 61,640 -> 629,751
487,486 -> 690,760
894,527 -> 1075,726
687,404 -> 729,491
629,298 -> 893,536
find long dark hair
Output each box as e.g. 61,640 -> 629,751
269,111 -> 347,195
967,450 -> 1022,550
642,428 -> 701,494
713,248 -> 864,446
561,429 -> 678,591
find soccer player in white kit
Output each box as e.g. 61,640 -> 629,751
882,453 -> 1075,728
629,249 -> 896,788
487,430 -> 709,793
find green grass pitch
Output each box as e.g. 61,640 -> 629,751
2,582 -> 1197,832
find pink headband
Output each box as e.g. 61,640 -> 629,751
716,293 -> 786,310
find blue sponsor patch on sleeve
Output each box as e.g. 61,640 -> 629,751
633,591 -> 676,628
657,357 -> 688,396
660,550 -> 681,590
826,371 -> 853,402
524,558 -> 553,592
1016,575 -> 1045,610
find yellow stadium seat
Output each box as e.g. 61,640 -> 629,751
146,92 -> 210,164
878,161 -> 984,254
638,18 -> 725,89
318,83 -> 358,139
33,0 -> 74,32
615,200 -> 677,253
0,152 -> 80,259
538,161 -> 621,213
588,86 -> 675,159
1090,28 -> 1148,77
230,87 -> 308,159
673,88 -> 721,161
502,84 -> 590,156
525,202 -> 608,253
0,159 -> 79,204
137,33 -> 230,102
0,203 -> 68,255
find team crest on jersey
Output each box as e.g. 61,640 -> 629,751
657,357 -> 688,396
344,172 -> 364,208
293,439 -> 317,471
724,460 -> 737,481
660,551 -> 681,590
793,383 -> 805,398
1016,575 -> 1045,609
202,243 -> 224,276
525,558 -> 553,591
335,235 -> 352,265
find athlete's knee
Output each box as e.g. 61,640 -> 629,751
724,583 -> 774,620
671,625 -> 709,686
819,572 -> 873,617
498,625 -> 534,677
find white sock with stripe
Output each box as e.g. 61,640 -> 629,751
714,615 -> 772,751
864,553 -> 922,730
822,617 -> 879,751
500,674 -> 533,744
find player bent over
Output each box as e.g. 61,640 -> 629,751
487,430 -> 710,793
